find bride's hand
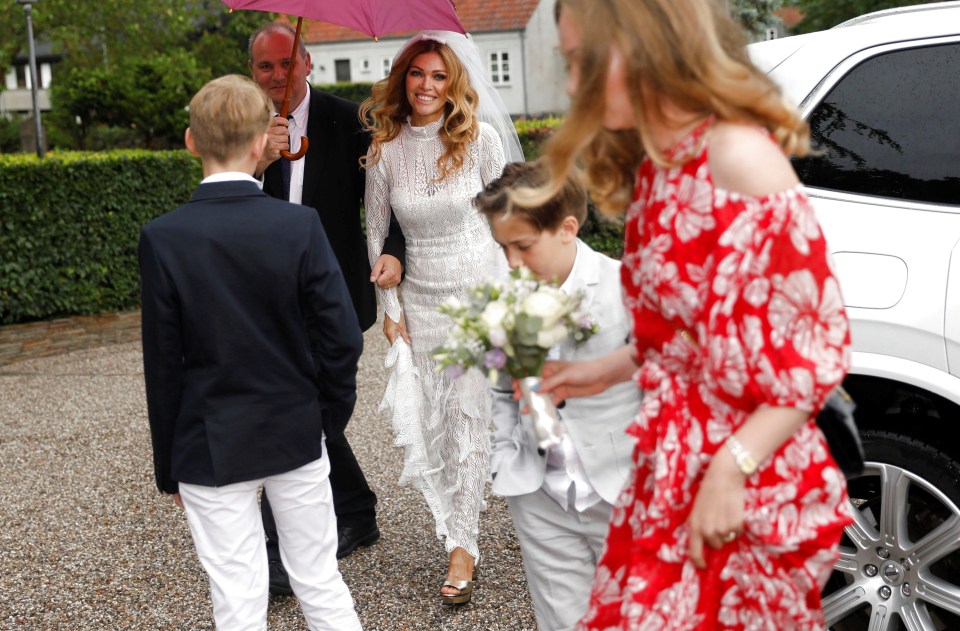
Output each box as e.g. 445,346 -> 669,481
384,314 -> 410,345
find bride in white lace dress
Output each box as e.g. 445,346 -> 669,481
360,31 -> 523,605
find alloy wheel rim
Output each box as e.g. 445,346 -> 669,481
824,461 -> 960,630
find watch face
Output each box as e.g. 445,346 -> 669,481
726,436 -> 758,476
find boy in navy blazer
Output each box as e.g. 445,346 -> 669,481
139,75 -> 362,630
476,162 -> 641,631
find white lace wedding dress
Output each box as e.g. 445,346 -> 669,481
365,119 -> 507,560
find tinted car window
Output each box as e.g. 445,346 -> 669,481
794,43 -> 960,205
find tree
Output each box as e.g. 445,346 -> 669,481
187,6 -> 275,78
24,1 -> 276,150
731,0 -> 784,35
12,1 -> 273,75
0,3 -> 26,76
795,0 -> 939,34
50,51 -> 210,149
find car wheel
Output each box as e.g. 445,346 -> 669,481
823,429 -> 960,630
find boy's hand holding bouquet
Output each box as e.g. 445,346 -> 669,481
432,266 -> 598,450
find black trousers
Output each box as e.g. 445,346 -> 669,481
262,430 -> 377,561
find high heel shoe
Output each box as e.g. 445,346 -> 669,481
440,549 -> 478,606
440,578 -> 474,606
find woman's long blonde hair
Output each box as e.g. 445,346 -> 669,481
525,0 -> 810,215
359,39 -> 479,182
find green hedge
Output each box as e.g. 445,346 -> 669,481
315,82 -> 374,104
514,117 -> 624,259
0,150 -> 201,324
0,115 -> 623,326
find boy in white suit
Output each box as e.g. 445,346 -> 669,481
475,162 -> 641,631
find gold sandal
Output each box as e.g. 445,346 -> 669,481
440,578 -> 474,606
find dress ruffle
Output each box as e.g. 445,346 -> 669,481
379,339 -> 490,559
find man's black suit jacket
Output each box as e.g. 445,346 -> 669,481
139,180 -> 363,494
263,87 -> 403,331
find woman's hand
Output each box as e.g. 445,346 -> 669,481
371,254 -> 402,289
686,447 -> 746,569
384,314 -> 410,345
535,345 -> 637,406
535,358 -> 610,406
685,405 -> 811,568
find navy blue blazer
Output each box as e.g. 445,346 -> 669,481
263,86 -> 405,331
139,180 -> 363,494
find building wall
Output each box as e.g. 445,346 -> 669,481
1,62 -> 54,116
305,30 -> 552,118
522,1 -> 567,117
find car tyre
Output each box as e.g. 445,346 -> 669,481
824,429 -> 960,631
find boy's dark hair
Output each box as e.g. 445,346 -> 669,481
474,160 -> 588,231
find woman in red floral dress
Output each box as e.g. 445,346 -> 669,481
526,0 -> 855,628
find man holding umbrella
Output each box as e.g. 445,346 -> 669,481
248,22 -> 406,595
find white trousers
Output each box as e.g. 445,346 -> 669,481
178,454 -> 361,631
506,489 -> 612,631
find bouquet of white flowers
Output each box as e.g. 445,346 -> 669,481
432,266 -> 598,450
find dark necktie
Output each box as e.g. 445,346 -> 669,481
279,154 -> 291,201
279,115 -> 294,200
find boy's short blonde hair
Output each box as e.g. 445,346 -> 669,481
189,75 -> 271,164
474,160 -> 587,232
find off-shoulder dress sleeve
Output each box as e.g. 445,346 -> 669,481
698,187 -> 851,416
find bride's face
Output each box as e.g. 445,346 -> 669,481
405,51 -> 449,126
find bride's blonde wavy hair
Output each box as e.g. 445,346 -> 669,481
359,39 -> 479,182
517,0 -> 810,216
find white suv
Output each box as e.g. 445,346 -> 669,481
749,3 -> 960,630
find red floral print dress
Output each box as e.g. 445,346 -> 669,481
579,120 -> 854,630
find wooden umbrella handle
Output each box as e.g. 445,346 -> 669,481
280,137 -> 309,160
279,16 -> 309,162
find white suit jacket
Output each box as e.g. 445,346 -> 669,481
489,240 -> 640,504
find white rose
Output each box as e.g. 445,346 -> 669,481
489,327 -> 507,347
481,299 -> 509,330
522,288 -> 566,329
441,296 -> 463,311
537,323 -> 569,349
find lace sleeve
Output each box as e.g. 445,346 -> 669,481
477,122 -> 507,187
364,156 -> 402,323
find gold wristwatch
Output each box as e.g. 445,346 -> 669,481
725,435 -> 759,476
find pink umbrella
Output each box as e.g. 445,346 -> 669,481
223,0 -> 465,160
223,0 -> 466,40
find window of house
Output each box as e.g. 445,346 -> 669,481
381,57 -> 391,79
361,58 -> 370,74
16,65 -> 29,89
793,43 -> 960,205
489,51 -> 511,85
335,59 -> 351,83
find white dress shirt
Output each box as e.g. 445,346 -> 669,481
285,86 -> 311,205
542,240 -> 603,512
202,172 -> 259,185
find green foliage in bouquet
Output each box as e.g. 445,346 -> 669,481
432,266 -> 599,383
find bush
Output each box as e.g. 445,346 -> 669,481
0,115 -> 23,153
514,116 -> 624,259
49,52 -> 211,150
515,116 -> 563,160
0,115 -> 623,326
0,150 -> 201,324
315,82 -> 374,104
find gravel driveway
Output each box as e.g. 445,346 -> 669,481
0,323 -> 538,630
